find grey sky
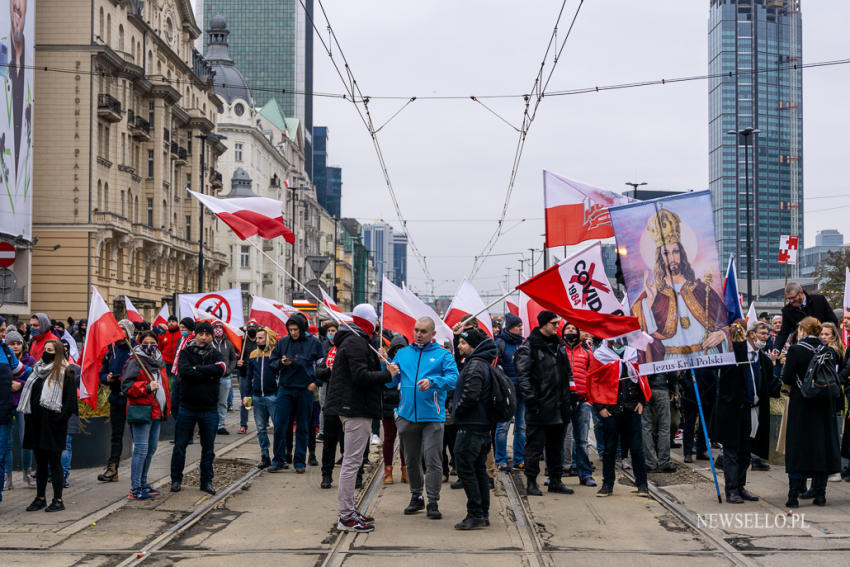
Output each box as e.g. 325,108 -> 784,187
199,1 -> 850,299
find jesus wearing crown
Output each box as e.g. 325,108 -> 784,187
631,207 -> 729,363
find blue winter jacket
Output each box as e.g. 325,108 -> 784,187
270,316 -> 325,389
495,329 -> 523,380
389,340 -> 458,423
246,341 -> 279,398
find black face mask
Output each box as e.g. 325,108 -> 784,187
42,352 -> 56,364
564,333 -> 579,344
247,329 -> 257,339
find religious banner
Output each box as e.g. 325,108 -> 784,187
608,191 -> 735,374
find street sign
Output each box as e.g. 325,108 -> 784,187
778,235 -> 798,265
0,242 -> 15,268
306,255 -> 331,278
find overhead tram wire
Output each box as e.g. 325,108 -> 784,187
299,0 -> 433,287
468,0 -> 586,280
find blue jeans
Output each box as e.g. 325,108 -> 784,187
571,402 -> 593,479
252,393 -> 278,456
494,398 -> 526,466
592,406 -> 605,457
61,434 -> 72,479
0,423 -> 8,500
6,411 -> 32,473
171,409 -> 218,485
131,419 -> 162,491
273,388 -> 313,468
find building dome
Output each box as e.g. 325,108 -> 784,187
205,15 -> 253,106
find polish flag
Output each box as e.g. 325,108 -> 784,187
321,288 -> 354,323
249,296 -> 299,337
543,170 -> 633,247
401,283 -> 455,348
124,296 -> 144,324
381,277 -> 418,339
516,242 -> 640,339
153,303 -> 170,328
188,189 -> 295,242
843,267 -> 850,347
80,287 -> 126,409
506,298 -> 519,317
745,302 -> 757,327
443,279 -> 494,337
193,307 -> 244,352
587,343 -> 651,405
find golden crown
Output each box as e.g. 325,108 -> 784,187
646,207 -> 682,247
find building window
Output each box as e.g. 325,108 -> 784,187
146,198 -> 153,226
241,282 -> 250,293
240,245 -> 250,268
147,150 -> 154,178
185,215 -> 191,241
186,172 -> 191,190
148,101 -> 155,129
234,143 -> 243,162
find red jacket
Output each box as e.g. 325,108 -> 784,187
565,342 -> 592,399
29,331 -> 60,360
157,328 -> 182,366
124,356 -> 172,420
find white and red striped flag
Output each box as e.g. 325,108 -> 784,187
506,298 -> 519,317
188,189 -> 295,242
516,242 -> 640,339
745,302 -> 757,327
381,277 -> 418,338
249,296 -> 299,337
543,170 -> 633,247
80,287 -> 125,409
321,287 -> 353,323
399,281 -> 455,347
124,296 -> 144,324
443,279 -> 494,337
153,303 -> 170,328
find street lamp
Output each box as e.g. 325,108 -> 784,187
727,127 -> 760,305
195,132 -> 227,292
625,181 -> 647,200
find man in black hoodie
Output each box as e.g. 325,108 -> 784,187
170,322 -> 226,495
452,329 -> 497,530
514,311 -> 574,497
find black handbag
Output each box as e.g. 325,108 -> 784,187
126,403 -> 153,424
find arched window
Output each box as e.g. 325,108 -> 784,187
104,183 -> 109,212
134,196 -> 139,223
147,51 -> 153,74
96,180 -> 102,210
106,14 -> 111,45
118,25 -> 124,52
120,190 -> 125,217
161,199 -> 167,227
99,8 -> 104,40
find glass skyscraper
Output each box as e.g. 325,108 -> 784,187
204,0 -> 314,177
312,126 -> 342,217
708,0 -> 803,280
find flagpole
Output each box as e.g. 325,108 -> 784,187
457,288 -> 516,329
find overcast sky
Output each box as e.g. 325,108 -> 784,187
199,1 -> 850,300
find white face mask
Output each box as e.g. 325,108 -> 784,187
753,339 -> 766,350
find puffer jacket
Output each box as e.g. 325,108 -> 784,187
452,339 -> 497,427
246,337 -> 279,398
99,340 -> 136,405
389,340 -> 458,423
270,315 -> 324,389
176,340 -> 226,411
564,340 -> 592,399
514,328 -> 572,425
324,327 -> 391,420
122,346 -> 171,420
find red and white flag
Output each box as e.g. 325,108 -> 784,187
506,298 -> 519,317
321,288 -> 353,323
192,307 -> 244,352
401,283 -> 455,348
745,302 -> 757,326
80,287 -> 125,409
124,296 -> 144,324
381,277 -> 418,339
516,242 -> 640,339
153,303 -> 170,328
188,189 -> 295,242
587,343 -> 650,405
249,296 -> 299,337
543,170 -> 633,247
443,279 -> 494,337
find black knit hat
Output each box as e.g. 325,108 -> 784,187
537,310 -> 559,328
195,321 -> 214,335
180,317 -> 195,331
168,314 -> 178,323
459,328 -> 487,349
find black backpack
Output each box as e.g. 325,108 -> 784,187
486,362 -> 517,422
796,342 -> 841,400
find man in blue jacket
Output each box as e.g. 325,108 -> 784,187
269,315 -> 324,473
96,319 -> 136,483
389,316 -> 458,519
494,313 -> 524,471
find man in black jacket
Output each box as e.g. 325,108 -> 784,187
452,329 -> 496,530
325,305 -> 398,533
774,282 -> 838,351
515,311 -> 574,497
170,321 -> 226,495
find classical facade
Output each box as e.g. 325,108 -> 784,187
32,0 -> 227,319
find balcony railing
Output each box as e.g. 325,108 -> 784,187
170,141 -> 179,155
97,93 -> 122,122
164,128 -> 170,143
178,147 -> 188,161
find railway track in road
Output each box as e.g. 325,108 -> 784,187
500,470 -> 555,567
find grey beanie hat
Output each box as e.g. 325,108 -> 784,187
117,319 -> 135,338
5,329 -> 24,344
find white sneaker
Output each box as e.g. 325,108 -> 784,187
829,473 -> 842,482
370,434 -> 381,445
4,473 -> 12,491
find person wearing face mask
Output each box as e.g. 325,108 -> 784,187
781,317 -> 842,507
236,320 -> 261,435
245,328 -> 278,469
122,332 -> 171,500
96,319 -> 136,483
27,313 -> 59,360
561,322 -> 597,486
493,313 -> 525,472
588,339 -> 650,498
4,330 -> 36,489
713,320 -> 773,503
211,321 -> 238,435
317,321 -> 339,440
72,319 -> 87,350
157,316 -> 182,373
1,329 -> 30,500
18,340 -> 77,512
170,318 -> 196,421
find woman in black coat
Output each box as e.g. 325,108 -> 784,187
781,317 -> 841,507
19,340 -> 78,512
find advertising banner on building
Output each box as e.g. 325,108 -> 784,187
0,0 -> 34,241
608,191 -> 735,374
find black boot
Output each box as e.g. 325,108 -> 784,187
547,479 -> 574,494
526,478 -> 543,496
257,454 -> 271,469
799,479 -> 815,499
786,477 -> 803,508
812,475 -> 827,507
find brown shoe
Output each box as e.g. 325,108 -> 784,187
97,463 -> 118,482
383,466 -> 394,485
401,466 -> 409,484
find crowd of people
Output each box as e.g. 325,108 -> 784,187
1,280 -> 849,532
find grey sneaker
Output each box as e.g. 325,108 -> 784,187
4,473 -> 12,491
25,470 -> 36,489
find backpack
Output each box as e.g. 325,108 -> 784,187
796,342 -> 841,400
486,362 -> 517,422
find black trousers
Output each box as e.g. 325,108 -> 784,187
524,422 -> 565,481
34,449 -> 63,501
108,401 -> 127,465
601,411 -> 647,489
454,426 -> 491,519
321,414 -> 345,477
442,422 -> 457,477
722,435 -> 752,495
